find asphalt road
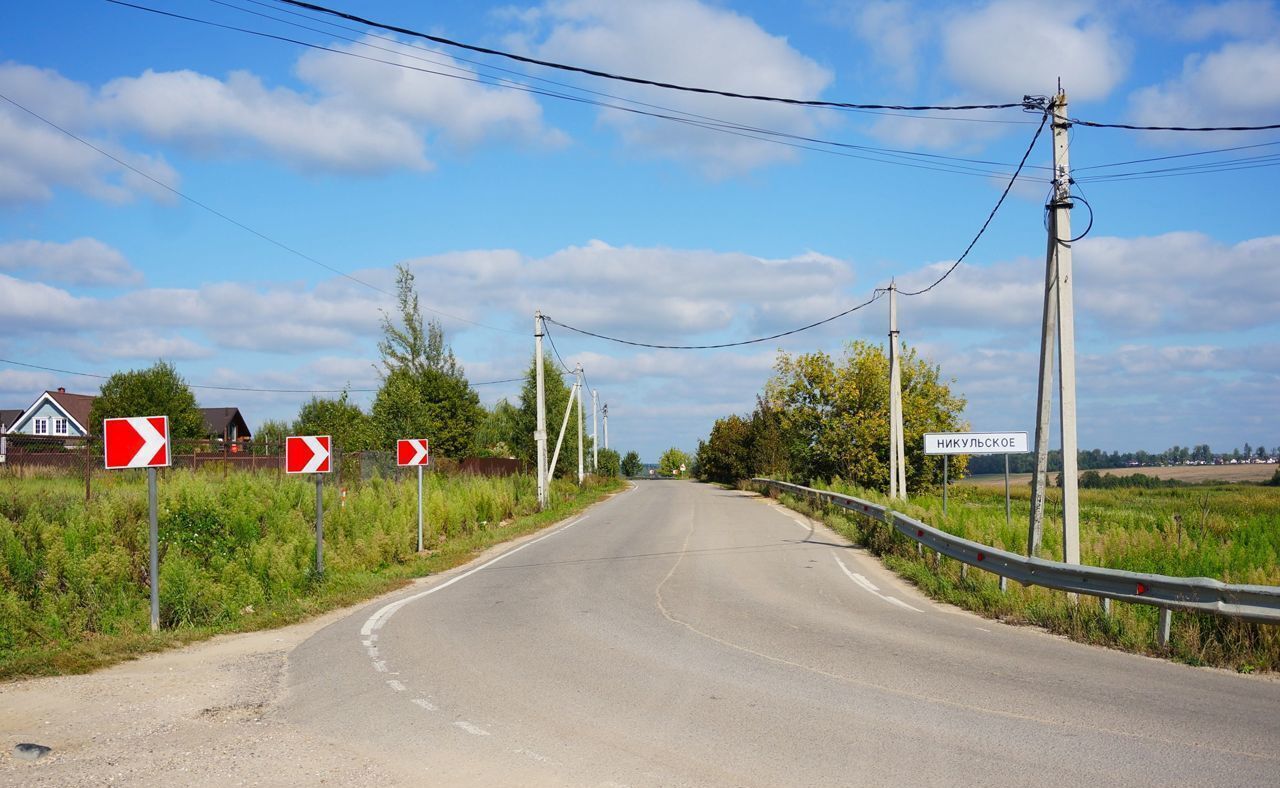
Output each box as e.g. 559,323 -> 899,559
283,481 -> 1280,786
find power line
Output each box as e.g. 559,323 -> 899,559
1073,152 -> 1280,183
1073,139 -> 1280,171
898,109 -> 1050,296
0,89 -> 519,338
274,0 -> 1027,114
1069,116 -> 1280,132
0,357 -> 522,392
112,1 -> 1041,180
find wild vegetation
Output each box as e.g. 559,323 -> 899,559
773,479 -> 1280,672
0,468 -> 622,680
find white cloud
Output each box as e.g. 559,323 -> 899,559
0,238 -> 142,286
847,1 -> 929,87
508,0 -> 833,175
942,1 -> 1129,101
1129,40 -> 1280,130
1175,1 -> 1279,40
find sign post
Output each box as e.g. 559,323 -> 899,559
104,416 -> 171,631
286,435 -> 332,574
397,439 -> 430,552
924,431 -> 1029,522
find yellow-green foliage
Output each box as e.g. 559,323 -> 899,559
787,480 -> 1280,672
0,469 -> 614,678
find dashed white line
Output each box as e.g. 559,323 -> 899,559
360,516 -> 590,637
454,721 -> 491,736
412,698 -> 438,711
372,660 -> 388,673
387,680 -> 406,692
833,554 -> 922,613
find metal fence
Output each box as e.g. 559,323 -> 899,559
753,478 -> 1280,643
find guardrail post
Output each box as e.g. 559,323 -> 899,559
1157,608 -> 1172,647
999,575 -> 1007,593
1101,597 -> 1111,617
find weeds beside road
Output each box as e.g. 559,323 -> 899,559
772,480 -> 1280,672
0,469 -> 622,680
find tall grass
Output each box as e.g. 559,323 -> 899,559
0,469 -> 620,679
778,479 -> 1280,672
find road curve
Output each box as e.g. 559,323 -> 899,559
283,481 -> 1280,786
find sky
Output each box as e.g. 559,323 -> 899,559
1,0 -> 1278,462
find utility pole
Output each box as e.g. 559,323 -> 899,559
592,389 -> 599,473
888,282 -> 907,500
576,365 -> 585,484
1028,90 -> 1081,567
535,311 -> 548,509
603,403 -> 609,450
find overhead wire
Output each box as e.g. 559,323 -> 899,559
1068,116 -> 1280,132
1073,139 -> 1280,172
0,89 -> 522,337
0,358 -> 523,392
111,1 -> 1042,180
274,0 -> 1027,114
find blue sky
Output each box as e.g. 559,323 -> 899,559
1,0 -> 1278,461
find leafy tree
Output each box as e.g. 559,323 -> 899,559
89,360 -> 203,439
1258,445 -> 1269,460
749,397 -> 791,479
763,340 -> 966,488
372,263 -> 481,457
253,419 -> 290,455
514,355 -> 580,478
658,447 -> 691,476
293,391 -> 375,452
370,367 -> 481,458
621,450 -> 643,477
472,399 -> 521,458
696,414 -> 754,484
596,448 -> 621,477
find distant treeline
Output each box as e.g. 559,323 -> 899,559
968,443 -> 1274,475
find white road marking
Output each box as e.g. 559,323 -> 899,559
515,748 -> 552,764
454,721 -> 491,736
372,660 -> 388,673
359,516 -> 589,637
833,555 -> 922,613
387,680 -> 406,692
412,698 -> 438,711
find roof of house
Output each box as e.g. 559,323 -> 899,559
47,390 -> 97,432
0,408 -> 23,431
201,407 -> 252,439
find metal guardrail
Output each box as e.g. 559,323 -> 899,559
753,479 -> 1280,636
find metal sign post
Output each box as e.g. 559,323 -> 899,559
924,431 -> 1029,525
396,438 -> 431,553
315,473 -> 324,575
103,415 -> 171,632
285,435 -> 332,576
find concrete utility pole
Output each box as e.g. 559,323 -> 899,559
888,283 -> 907,500
1028,90 -> 1081,567
592,389 -> 599,473
576,365 -> 585,484
603,404 -> 609,450
535,311 -> 548,509
549,376 -> 579,488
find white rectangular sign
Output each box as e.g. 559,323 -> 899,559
924,431 -> 1028,455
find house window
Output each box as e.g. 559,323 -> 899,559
34,418 -> 48,435
54,418 -> 68,435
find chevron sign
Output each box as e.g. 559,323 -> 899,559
103,416 -> 170,470
397,438 -> 430,467
286,435 -> 332,474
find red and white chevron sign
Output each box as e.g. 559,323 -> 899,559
103,416 -> 170,470
286,435 -> 332,474
397,438 -> 430,467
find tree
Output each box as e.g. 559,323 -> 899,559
372,263 -> 481,457
596,448 -> 621,477
89,360 -> 204,440
621,450 -> 643,477
696,414 -> 754,484
1257,445 -> 1269,460
472,399 -> 521,458
293,391 -> 375,452
763,340 -> 966,488
253,419 -> 289,455
514,354 -> 580,478
659,447 -> 691,477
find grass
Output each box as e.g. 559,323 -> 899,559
768,479 -> 1280,673
0,468 -> 622,680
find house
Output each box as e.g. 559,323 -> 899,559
0,409 -> 22,433
201,407 -> 252,445
3,388 -> 95,438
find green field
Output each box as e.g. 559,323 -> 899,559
0,468 -> 621,680
775,479 -> 1280,672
